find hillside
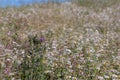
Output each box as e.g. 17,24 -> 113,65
0,1 -> 120,80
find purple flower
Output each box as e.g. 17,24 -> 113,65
40,36 -> 45,42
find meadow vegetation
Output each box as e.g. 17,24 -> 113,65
0,0 -> 120,80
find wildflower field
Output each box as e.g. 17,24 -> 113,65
0,0 -> 120,80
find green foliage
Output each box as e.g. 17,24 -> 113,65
20,35 -> 47,80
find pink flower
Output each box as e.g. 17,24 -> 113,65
4,67 -> 10,75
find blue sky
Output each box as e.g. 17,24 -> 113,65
0,0 -> 69,7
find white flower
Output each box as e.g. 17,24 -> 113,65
66,49 -> 71,54
98,76 -> 105,80
104,75 -> 109,79
112,74 -> 118,78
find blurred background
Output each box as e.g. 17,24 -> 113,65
0,0 -> 118,8
0,0 -> 70,7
